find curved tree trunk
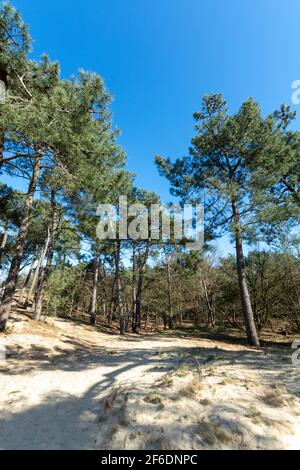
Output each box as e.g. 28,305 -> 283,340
18,255 -> 37,306
24,230 -> 50,309
0,219 -> 9,270
232,196 -> 260,347
34,190 -> 59,321
201,278 -> 215,327
0,67 -> 7,167
0,158 -> 41,331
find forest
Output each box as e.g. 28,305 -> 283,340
0,1 -> 299,452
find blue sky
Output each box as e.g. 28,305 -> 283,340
3,0 -> 300,254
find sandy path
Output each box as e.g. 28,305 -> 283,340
0,316 -> 299,449
0,318 -> 197,449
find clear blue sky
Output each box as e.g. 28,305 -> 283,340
4,0 -> 300,254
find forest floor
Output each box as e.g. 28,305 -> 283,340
0,313 -> 299,450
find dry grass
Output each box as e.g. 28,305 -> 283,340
105,388 -> 119,410
181,376 -> 203,397
197,419 -> 232,447
200,398 -> 212,406
159,435 -> 175,450
246,404 -> 262,424
144,392 -> 163,405
157,374 -> 173,388
261,390 -> 287,408
99,388 -> 120,421
175,364 -> 190,377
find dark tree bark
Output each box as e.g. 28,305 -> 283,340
0,131 -> 4,168
34,190 -> 59,321
232,196 -> 260,347
0,219 -> 9,269
132,243 -> 150,333
166,259 -> 174,329
90,253 -> 100,325
24,229 -> 50,309
114,240 -> 126,335
0,158 -> 41,331
201,278 -> 215,327
18,255 -> 37,306
0,65 -> 7,168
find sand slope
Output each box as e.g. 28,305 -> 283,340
0,315 -> 299,449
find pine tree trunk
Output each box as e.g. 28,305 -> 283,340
34,190 -> 59,321
18,255 -> 37,305
132,244 -> 137,332
0,158 -> 41,331
0,219 -> 9,269
132,243 -> 149,333
134,272 -> 143,333
24,230 -> 50,309
202,278 -> 215,327
0,132 -> 4,168
90,253 -> 100,325
232,197 -> 260,347
114,240 -> 126,335
0,68 -> 6,167
166,260 -> 174,329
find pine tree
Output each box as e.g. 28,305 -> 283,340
156,94 -> 288,346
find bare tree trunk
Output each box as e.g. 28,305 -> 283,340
232,196 -> 260,347
0,158 -> 41,331
134,273 -> 143,333
132,243 -> 149,333
0,219 -> 9,269
0,68 -> 7,167
34,190 -> 59,321
24,230 -> 50,309
114,240 -> 126,335
90,253 -> 100,325
132,244 -> 137,331
166,260 -> 174,329
18,255 -> 38,306
202,278 -> 215,327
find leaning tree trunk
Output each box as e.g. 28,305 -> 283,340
232,196 -> 260,347
34,190 -> 59,321
0,158 -> 41,331
114,240 -> 126,335
24,230 -> 50,309
90,253 -> 100,325
201,278 -> 215,327
0,66 -> 7,168
18,255 -> 37,306
0,219 -> 9,270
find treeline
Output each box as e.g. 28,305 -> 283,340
0,3 -> 299,345
24,244 -> 299,335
